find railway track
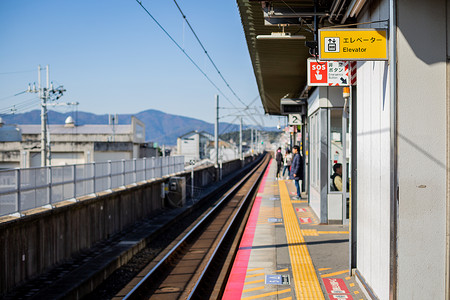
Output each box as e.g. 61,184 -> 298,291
116,154 -> 270,300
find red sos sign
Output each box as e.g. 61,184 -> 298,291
308,60 -> 328,85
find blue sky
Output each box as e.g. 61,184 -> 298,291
0,0 -> 279,127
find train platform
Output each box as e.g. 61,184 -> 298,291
223,159 -> 367,300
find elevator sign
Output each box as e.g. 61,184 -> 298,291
307,58 -> 349,86
319,28 -> 388,61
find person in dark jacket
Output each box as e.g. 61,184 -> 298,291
275,147 -> 283,179
330,163 -> 343,191
290,145 -> 303,199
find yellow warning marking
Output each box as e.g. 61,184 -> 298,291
279,181 -> 324,299
245,279 -> 265,285
246,272 -> 265,278
247,268 -> 264,272
345,276 -> 351,280
276,268 -> 289,273
243,286 -> 265,293
302,229 -> 319,236
350,283 -> 355,287
318,268 -> 331,271
321,269 -> 350,278
291,200 -> 308,203
241,288 -> 291,300
354,291 -> 360,294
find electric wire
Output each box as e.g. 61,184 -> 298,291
0,69 -> 35,75
171,1 -> 266,130
0,97 -> 40,115
172,0 -> 248,108
135,0 -> 235,109
135,0 -> 266,131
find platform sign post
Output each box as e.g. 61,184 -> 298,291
319,28 -> 388,61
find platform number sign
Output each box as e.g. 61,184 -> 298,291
288,114 -> 302,125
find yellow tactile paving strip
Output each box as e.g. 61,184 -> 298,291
278,180 -> 325,299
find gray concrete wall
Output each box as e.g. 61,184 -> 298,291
0,155 -> 258,295
396,0 -> 447,298
355,0 -> 448,298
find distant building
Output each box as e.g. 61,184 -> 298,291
176,130 -> 241,164
176,130 -> 214,164
0,116 -> 157,169
208,140 -> 239,162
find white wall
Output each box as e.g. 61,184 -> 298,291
355,1 -> 391,299
396,0 -> 447,297
50,152 -> 84,166
93,151 -> 132,162
356,0 -> 448,298
356,60 -> 391,300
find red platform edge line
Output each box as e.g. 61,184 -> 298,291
222,160 -> 272,299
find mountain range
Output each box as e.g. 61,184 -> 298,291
1,109 -> 276,146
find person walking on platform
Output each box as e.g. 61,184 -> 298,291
282,149 -> 292,179
275,147 -> 283,179
291,145 -> 303,199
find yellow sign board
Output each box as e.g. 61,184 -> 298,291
319,29 -> 388,60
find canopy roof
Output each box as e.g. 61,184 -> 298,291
236,0 -> 360,114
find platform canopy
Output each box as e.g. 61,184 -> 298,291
236,0 -> 359,115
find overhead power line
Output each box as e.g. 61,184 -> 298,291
0,69 -> 35,75
135,0 -> 266,130
172,0 -> 248,108
135,0 -> 236,108
171,1 -> 266,130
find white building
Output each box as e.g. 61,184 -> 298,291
176,130 -> 214,164
0,116 -> 155,169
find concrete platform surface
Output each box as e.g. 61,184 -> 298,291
223,159 -> 367,300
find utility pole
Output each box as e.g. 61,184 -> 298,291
239,117 -> 243,160
214,95 -> 219,167
255,129 -> 259,153
27,65 -> 66,166
41,66 -> 47,166
250,127 -> 253,154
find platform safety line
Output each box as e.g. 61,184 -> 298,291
245,272 -> 265,278
257,160 -> 272,194
243,286 -> 265,293
241,288 -> 292,300
279,180 -> 325,300
222,160 -> 272,300
318,268 -> 332,271
276,268 -> 289,273
247,268 -> 264,272
321,269 -> 349,278
244,279 -> 265,285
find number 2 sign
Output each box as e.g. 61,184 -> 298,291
288,114 -> 302,125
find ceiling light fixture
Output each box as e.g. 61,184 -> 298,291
256,32 -> 306,40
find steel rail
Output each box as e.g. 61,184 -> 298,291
186,155 -> 268,299
123,155 -> 269,300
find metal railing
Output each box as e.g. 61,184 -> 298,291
0,156 -> 184,217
